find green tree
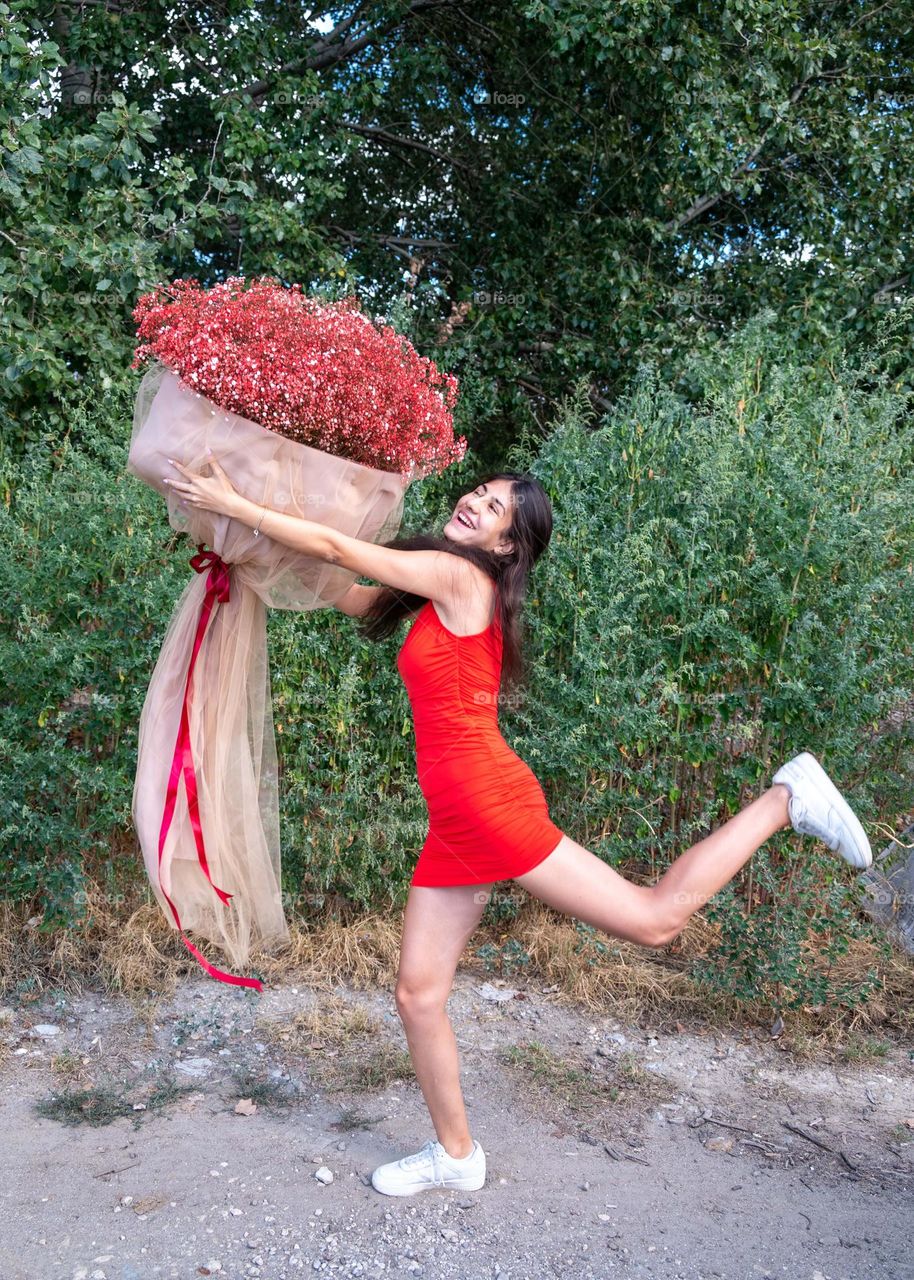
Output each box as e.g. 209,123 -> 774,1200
2,0 -> 913,457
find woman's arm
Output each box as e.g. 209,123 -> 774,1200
332,583 -> 384,617
164,459 -> 474,605
232,496 -> 476,605
334,583 -> 426,619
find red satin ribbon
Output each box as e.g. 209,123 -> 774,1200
156,542 -> 264,993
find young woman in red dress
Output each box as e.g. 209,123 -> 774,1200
166,459 -> 872,1199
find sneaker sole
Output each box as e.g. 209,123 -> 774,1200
790,752 -> 872,869
370,1172 -> 485,1196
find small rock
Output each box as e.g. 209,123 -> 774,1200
30,1024 -> 60,1038
315,1166 -> 334,1184
174,1057 -> 213,1078
704,1136 -> 734,1154
476,983 -> 517,1003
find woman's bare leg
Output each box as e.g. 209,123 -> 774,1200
394,882 -> 493,1158
513,785 -> 792,948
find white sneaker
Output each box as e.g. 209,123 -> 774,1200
772,751 -> 872,869
370,1137 -> 486,1196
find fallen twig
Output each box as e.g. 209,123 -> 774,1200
603,1141 -> 651,1165
701,1116 -> 758,1136
741,1139 -> 788,1156
93,1160 -> 141,1179
782,1121 -> 863,1172
781,1120 -> 836,1153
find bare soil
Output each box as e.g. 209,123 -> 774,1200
1,966 -> 912,1280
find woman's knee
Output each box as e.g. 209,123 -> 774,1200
394,979 -> 449,1021
643,915 -> 680,949
617,891 -> 682,949
646,887 -> 693,947
515,836 -> 683,950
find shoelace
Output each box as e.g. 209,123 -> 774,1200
790,792 -> 842,853
398,1139 -> 450,1186
399,1139 -> 439,1168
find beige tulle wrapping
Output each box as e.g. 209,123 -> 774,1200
127,362 -> 408,982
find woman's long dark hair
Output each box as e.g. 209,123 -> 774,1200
357,471 -> 553,696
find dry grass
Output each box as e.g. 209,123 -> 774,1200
496,1039 -> 676,1141
257,992 -> 414,1093
49,1049 -> 85,1084
1,880 -> 912,1054
259,992 -> 384,1055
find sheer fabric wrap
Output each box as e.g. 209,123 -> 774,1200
127,362 -> 408,984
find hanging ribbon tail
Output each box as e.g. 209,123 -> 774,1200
156,542 -> 264,993
160,884 -> 263,992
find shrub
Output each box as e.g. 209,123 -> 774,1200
2,308 -> 912,1011
0,375 -> 189,928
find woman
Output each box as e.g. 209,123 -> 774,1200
164,458 -> 872,1198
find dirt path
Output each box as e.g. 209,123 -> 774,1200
1,972 -> 912,1280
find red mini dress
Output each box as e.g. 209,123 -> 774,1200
396,587 -> 564,887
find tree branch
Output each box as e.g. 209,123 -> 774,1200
665,71 -> 846,235
339,120 -> 474,172
218,0 -> 457,107
872,275 -> 910,303
329,226 -> 457,250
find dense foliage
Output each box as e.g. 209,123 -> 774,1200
3,307 -> 912,1011
3,0 -> 914,461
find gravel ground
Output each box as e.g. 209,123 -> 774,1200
1,971 -> 912,1280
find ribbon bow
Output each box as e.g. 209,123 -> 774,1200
188,544 -> 232,603
156,543 -> 263,992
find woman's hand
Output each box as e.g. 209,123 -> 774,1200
163,452 -> 245,520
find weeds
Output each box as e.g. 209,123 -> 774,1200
35,1073 -> 197,1128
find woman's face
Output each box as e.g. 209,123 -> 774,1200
443,479 -> 515,555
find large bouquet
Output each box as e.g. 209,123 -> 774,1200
127,277 -> 465,991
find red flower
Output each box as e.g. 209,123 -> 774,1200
132,276 -> 465,476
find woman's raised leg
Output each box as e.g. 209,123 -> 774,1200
513,785 -> 792,948
394,882 -> 494,1159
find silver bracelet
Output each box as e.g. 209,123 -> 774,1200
252,506 -> 267,538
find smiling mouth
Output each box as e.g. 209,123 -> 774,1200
455,510 -> 475,529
